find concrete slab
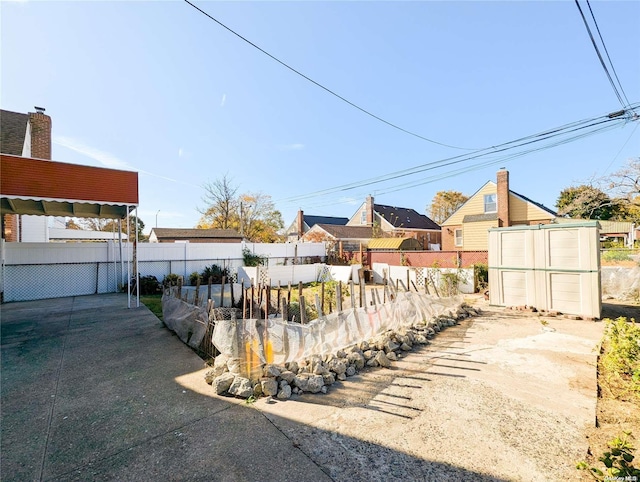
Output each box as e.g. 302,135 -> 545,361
0,294 -> 329,482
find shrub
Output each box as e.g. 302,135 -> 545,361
138,275 -> 160,295
243,248 -> 267,267
602,250 -> 633,262
162,273 -> 180,287
201,264 -> 230,284
189,271 -> 201,286
474,263 -> 489,292
601,317 -> 640,399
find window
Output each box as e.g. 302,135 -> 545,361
454,228 -> 463,247
360,210 -> 367,224
484,194 -> 497,213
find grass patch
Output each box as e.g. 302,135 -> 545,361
140,294 -> 163,321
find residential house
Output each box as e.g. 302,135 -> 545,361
441,169 -> 557,251
301,224 -> 372,261
346,195 -> 441,249
149,228 -> 243,243
554,217 -> 637,247
286,210 -> 349,242
1,107 -> 52,241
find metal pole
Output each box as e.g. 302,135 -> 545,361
127,207 -> 131,308
135,207 -> 139,308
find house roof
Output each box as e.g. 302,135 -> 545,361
374,204 -> 440,230
554,218 -> 634,234
304,215 -> 348,227
313,224 -> 373,239
1,153 -> 138,219
151,228 -> 242,239
0,110 -> 29,156
510,190 -> 557,217
367,237 -> 422,250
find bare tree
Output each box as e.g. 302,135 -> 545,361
197,174 -> 239,229
607,157 -> 640,209
428,191 -> 468,224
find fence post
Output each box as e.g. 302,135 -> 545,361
336,281 -> 343,312
299,295 -> 307,324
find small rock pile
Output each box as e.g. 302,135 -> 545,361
205,304 -> 481,400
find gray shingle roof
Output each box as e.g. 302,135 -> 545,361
374,204 -> 440,230
314,224 -> 373,239
0,110 -> 29,156
152,228 -> 242,239
304,215 -> 348,227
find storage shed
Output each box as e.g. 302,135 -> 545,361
488,222 -> 601,319
367,237 -> 423,251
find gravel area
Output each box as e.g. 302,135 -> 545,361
255,301 -> 604,481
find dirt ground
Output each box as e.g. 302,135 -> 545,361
253,297 -> 610,481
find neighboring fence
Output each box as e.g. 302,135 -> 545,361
1,241 -> 326,302
369,250 -> 487,268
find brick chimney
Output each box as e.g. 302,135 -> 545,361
365,195 -> 374,225
497,169 -> 510,227
297,210 -> 304,238
28,107 -> 52,160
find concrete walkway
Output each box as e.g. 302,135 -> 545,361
1,294 -> 604,481
1,294 -> 330,481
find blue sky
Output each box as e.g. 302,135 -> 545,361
2,0 -> 639,234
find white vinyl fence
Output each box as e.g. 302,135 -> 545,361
0,241 -> 326,302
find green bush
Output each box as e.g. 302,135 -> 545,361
201,264 -> 230,284
189,271 -> 201,286
474,263 -> 488,292
601,317 -> 640,398
138,275 -> 160,295
243,248 -> 267,267
162,273 -> 180,287
602,250 -> 633,262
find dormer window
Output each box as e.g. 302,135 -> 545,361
484,194 -> 497,213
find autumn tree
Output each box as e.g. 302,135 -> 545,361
197,177 -> 284,242
555,185 -> 620,220
428,191 -> 468,224
69,216 -> 147,241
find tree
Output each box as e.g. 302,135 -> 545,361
555,185 -> 619,220
70,216 -> 147,241
428,191 -> 468,224
197,174 -> 238,230
606,157 -> 640,220
197,177 -> 284,242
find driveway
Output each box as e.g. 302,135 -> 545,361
1,294 -> 603,481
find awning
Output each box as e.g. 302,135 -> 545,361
1,153 -> 138,218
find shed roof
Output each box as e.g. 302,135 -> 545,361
313,224 -> 373,239
151,228 -> 242,239
367,237 -> 422,250
1,153 -> 138,219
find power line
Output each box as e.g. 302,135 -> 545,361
574,0 -> 628,108
183,0 -> 476,151
278,104 -> 638,204
585,0 -> 631,107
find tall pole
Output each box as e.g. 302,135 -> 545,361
155,209 -> 160,228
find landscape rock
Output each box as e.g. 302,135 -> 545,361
347,352 -> 365,370
328,359 -> 346,375
322,373 -> 335,385
212,372 -> 235,395
260,378 -> 278,397
386,351 -> 398,361
228,376 -> 253,398
287,361 -> 299,374
374,351 -> 392,368
279,370 -> 296,384
346,366 -> 356,377
293,374 -> 310,391
263,364 -> 281,378
306,374 -> 324,393
277,384 -> 292,400
400,342 -> 412,351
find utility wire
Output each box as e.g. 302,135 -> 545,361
574,0 -> 627,108
278,104 -> 638,204
585,0 -> 631,107
184,0 -> 476,151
